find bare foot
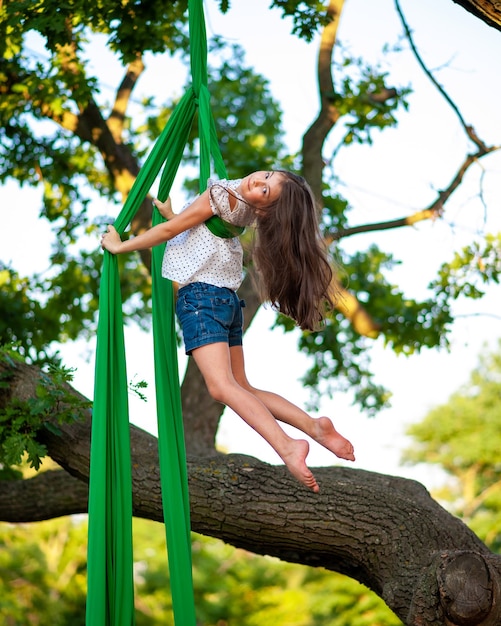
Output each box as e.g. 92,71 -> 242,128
312,416 -> 356,461
281,439 -> 320,493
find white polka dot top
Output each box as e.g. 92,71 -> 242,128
161,178 -> 256,291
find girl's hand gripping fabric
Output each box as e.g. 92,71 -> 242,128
101,190 -> 214,255
153,197 -> 175,221
101,225 -> 124,254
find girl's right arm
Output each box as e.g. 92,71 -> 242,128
101,190 -> 214,254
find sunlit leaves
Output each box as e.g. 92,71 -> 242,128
271,0 -> 332,41
1,0 -> 189,62
0,516 -> 88,624
330,45 -> 411,148
431,233 -> 501,302
0,266 -> 52,362
293,312 -> 391,415
145,529 -> 402,626
404,342 -> 501,550
322,192 -> 351,233
287,243 -> 453,414
0,355 -> 90,470
1,0 -> 499,416
0,516 -> 402,625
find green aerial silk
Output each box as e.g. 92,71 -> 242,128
86,1 -> 231,623
206,214 -> 244,238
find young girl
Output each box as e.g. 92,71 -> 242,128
101,170 -> 355,492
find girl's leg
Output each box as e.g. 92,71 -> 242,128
229,346 -> 355,462
191,342 -> 320,492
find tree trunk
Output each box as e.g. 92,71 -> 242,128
2,357 -> 501,625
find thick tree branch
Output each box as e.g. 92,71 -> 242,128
0,469 -> 89,520
4,427 -> 501,626
451,0 -> 501,31
335,284 -> 381,337
55,52 -> 154,267
303,0 -> 344,198
53,41 -> 150,230
2,357 -> 501,624
108,55 -> 145,140
3,51 -> 150,238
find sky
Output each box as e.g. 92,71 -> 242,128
2,0 -> 501,492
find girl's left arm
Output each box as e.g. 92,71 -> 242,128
101,190 -> 213,254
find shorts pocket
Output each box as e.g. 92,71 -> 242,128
212,295 -> 233,327
176,292 -> 198,316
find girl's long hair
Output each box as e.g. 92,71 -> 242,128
252,171 -> 337,331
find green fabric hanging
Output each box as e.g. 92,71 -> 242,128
86,1 -> 232,623
205,215 -> 244,238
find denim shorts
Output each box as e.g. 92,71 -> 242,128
176,282 -> 245,355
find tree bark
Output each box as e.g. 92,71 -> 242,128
2,358 -> 501,625
452,0 -> 501,30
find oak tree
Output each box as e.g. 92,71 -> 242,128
1,1 -> 501,623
